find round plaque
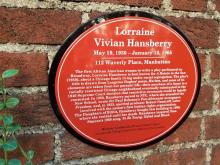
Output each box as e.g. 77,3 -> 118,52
49,11 -> 201,149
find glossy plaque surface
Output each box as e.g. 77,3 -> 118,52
49,11 -> 201,148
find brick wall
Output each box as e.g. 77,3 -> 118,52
0,0 -> 220,164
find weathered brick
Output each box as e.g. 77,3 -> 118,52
89,12 -> 106,20
12,93 -> 58,126
0,52 -> 48,87
61,131 -> 113,160
211,145 -> 220,165
98,159 -> 135,165
172,0 -> 207,12
90,0 -> 161,8
211,54 -> 220,79
0,7 -> 81,44
145,148 -> 206,165
205,116 -> 220,139
62,0 -> 89,1
194,85 -> 214,111
214,0 -> 220,12
166,17 -> 218,48
218,88 -> 220,109
163,118 -> 201,144
0,133 -> 54,164
198,54 -> 206,77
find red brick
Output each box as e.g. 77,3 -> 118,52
90,0 -> 161,8
0,133 -> 54,164
61,131 -> 113,160
218,88 -> 220,109
172,0 -> 207,12
205,116 -> 220,139
0,52 -> 48,87
198,54 -> 206,76
211,145 -> 220,165
163,118 -> 201,144
98,159 -> 135,165
90,12 -> 106,20
214,0 -> 220,12
62,0 -> 89,1
12,93 -> 58,126
211,54 -> 220,79
194,85 -> 213,111
0,7 -> 81,44
166,17 -> 218,48
145,148 -> 206,165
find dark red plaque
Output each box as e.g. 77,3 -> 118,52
49,11 -> 201,149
